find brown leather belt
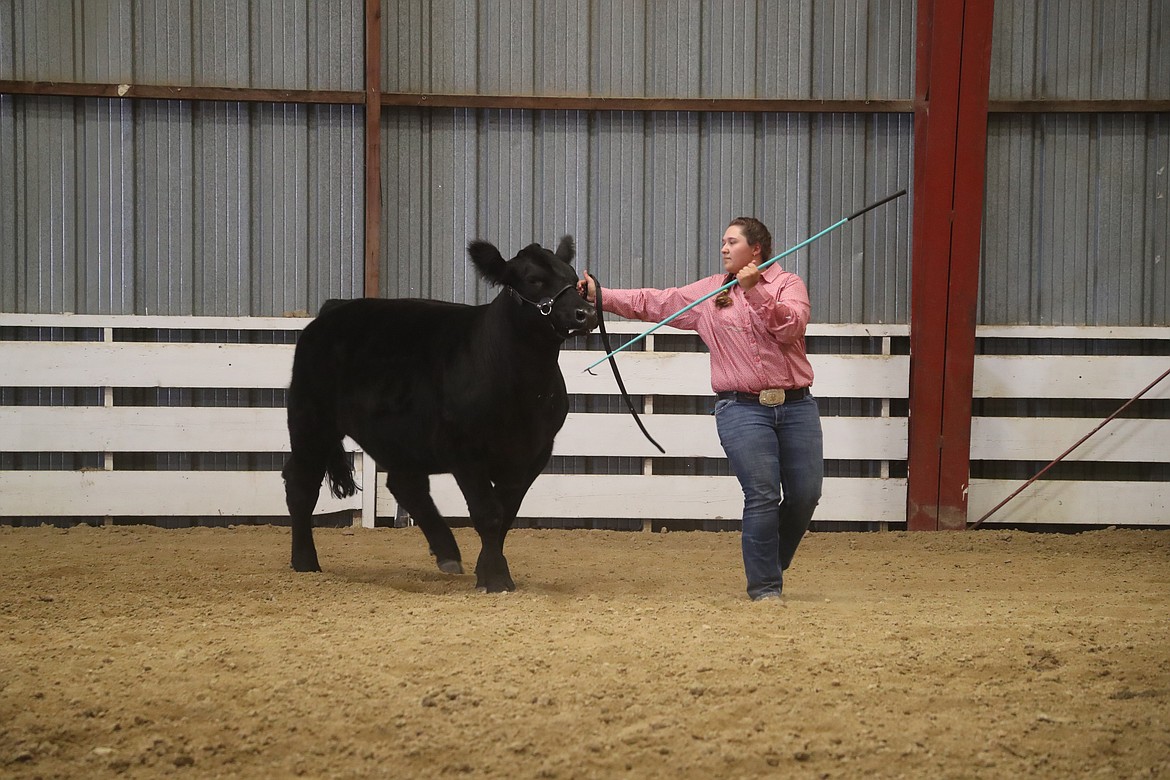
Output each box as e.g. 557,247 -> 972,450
716,388 -> 811,407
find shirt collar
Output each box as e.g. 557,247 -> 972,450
758,262 -> 784,282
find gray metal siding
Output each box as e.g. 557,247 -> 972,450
378,108 -> 913,324
2,0 -> 361,89
2,0 -> 1166,328
966,0 -> 1168,327
382,0 -> 914,101
981,114 -> 1169,325
2,96 -> 362,316
990,0 -> 1168,100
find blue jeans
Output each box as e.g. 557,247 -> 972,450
714,394 -> 824,600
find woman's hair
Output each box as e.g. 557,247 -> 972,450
715,217 -> 774,309
727,217 -> 773,263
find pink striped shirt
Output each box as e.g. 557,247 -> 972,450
601,264 -> 814,394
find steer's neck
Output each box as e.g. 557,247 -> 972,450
484,290 -> 565,358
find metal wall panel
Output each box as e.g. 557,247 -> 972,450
2,2 -> 363,315
812,0 -> 869,100
866,0 -> 916,100
6,1 -> 75,80
646,2 -> 702,97
11,97 -> 78,313
136,0 -> 193,84
643,112 -> 702,291
383,0 -> 915,101
80,97 -> 136,314
189,1 -> 247,85
589,111 -> 649,289
990,0 -> 1167,100
193,101 -> 250,315
376,108 -> 914,325
3,0 -> 1164,329
1,0 -> 361,90
480,2 -> 535,95
1,96 -> 362,316
135,99 -> 195,315
1149,114 -> 1170,325
981,114 -> 1170,325
0,94 -> 13,312
532,110 -> 591,260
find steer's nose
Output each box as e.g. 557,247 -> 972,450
576,304 -> 599,332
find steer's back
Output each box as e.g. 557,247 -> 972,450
289,297 -> 565,474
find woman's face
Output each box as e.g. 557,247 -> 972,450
721,226 -> 760,275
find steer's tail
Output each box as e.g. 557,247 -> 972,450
325,438 -> 359,499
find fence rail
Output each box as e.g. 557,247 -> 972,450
2,314 -> 1166,528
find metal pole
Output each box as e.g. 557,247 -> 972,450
363,0 -> 382,298
968,364 -> 1170,529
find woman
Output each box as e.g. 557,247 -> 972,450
579,217 -> 823,601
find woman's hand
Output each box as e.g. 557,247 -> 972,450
736,263 -> 761,291
577,274 -> 597,304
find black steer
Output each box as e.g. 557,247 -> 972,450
282,236 -> 597,592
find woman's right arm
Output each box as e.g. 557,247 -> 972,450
579,274 -> 709,329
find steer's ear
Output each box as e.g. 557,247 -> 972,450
468,240 -> 507,286
555,235 -> 575,265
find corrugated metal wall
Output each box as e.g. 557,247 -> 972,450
983,0 -> 1169,325
383,1 -> 913,99
1,0 -> 1167,326
378,0 -> 916,322
382,107 -> 913,324
983,112 -> 1168,325
0,1 -> 364,316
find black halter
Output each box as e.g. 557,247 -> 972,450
507,284 -> 577,317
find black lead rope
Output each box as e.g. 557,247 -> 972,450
585,272 -> 666,454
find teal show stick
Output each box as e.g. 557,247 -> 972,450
582,189 -> 907,373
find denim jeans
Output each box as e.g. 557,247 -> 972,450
714,394 -> 824,600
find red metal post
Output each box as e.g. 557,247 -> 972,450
938,2 -> 996,528
907,0 -> 996,530
363,0 -> 382,298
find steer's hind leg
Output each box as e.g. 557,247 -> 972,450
282,451 -> 327,572
385,470 -> 463,574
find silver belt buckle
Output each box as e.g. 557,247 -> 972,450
758,388 -> 785,406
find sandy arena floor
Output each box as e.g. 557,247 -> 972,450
1,524 -> 1168,779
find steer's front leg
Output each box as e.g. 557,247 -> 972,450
474,542 -> 515,593
453,469 -> 515,593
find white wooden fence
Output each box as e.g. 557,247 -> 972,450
1,313 -> 1166,528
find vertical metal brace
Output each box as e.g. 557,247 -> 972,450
641,334 -> 655,533
879,334 -> 891,532
103,326 -> 114,527
357,449 -> 377,529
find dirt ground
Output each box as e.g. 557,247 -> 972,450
1,524 -> 1168,779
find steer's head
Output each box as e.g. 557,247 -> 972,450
468,236 -> 599,340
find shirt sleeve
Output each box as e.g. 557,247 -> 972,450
600,278 -> 715,332
743,272 -> 810,344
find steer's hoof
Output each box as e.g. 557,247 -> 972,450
290,558 -> 322,573
436,558 -> 464,575
475,575 -> 516,593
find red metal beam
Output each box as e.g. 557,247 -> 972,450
938,2 -> 996,528
363,0 -> 382,299
907,0 -> 996,530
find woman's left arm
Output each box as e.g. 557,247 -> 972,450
743,272 -> 810,343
